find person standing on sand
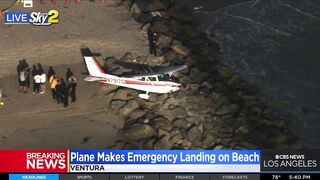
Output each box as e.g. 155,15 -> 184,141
60,78 -> 69,108
47,66 -> 55,81
31,65 -> 38,94
22,59 -> 30,89
34,72 -> 41,95
49,73 -> 58,99
66,68 -> 74,82
40,72 -> 46,94
17,60 -> 23,88
37,63 -> 44,75
55,80 -> 62,104
68,76 -> 77,103
19,69 -> 27,93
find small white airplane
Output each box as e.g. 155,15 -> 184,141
83,56 -> 187,100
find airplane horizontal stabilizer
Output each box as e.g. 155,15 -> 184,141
84,76 -> 103,82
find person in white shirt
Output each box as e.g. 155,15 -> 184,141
34,72 -> 41,95
19,70 -> 27,93
40,73 -> 46,94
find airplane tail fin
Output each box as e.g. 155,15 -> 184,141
83,56 -> 106,77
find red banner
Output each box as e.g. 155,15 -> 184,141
0,150 -> 68,173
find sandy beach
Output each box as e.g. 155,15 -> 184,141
0,0 -> 148,78
0,0 -> 149,149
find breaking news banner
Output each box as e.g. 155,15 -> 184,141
0,150 -> 259,173
69,150 -> 260,173
0,149 -> 319,180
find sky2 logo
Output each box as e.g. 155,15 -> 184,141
30,10 -> 59,26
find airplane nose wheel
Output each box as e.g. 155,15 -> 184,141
138,93 -> 150,100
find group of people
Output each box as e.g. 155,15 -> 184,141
17,60 -> 77,108
48,67 -> 78,108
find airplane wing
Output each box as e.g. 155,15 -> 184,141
129,64 -> 187,78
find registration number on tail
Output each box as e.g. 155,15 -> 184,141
106,78 -> 125,84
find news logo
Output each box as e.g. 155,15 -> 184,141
0,150 -> 68,173
26,152 -> 67,170
30,10 -> 59,26
4,10 -> 59,26
4,12 -> 30,24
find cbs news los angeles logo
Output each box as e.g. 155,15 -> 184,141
4,10 -> 59,26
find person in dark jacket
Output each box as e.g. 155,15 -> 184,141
68,76 -> 77,103
55,80 -> 62,104
37,63 -> 44,74
147,27 -> 157,56
47,66 -> 55,81
22,59 -> 30,88
66,68 -> 74,82
31,65 -> 38,94
17,60 -> 23,87
60,78 -> 69,107
17,60 -> 23,75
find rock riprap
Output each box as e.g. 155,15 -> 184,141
107,0 -> 297,150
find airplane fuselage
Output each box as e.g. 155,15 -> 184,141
83,55 -> 183,96
95,74 -> 180,94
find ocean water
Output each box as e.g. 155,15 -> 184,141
176,0 -> 320,148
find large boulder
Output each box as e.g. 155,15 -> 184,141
172,119 -> 192,129
187,126 -> 201,142
163,50 -> 178,62
113,89 -> 128,101
149,117 -> 173,131
130,3 -> 142,15
110,100 -> 127,113
172,106 -> 188,119
216,64 -> 233,78
123,123 -> 156,141
154,135 -> 172,150
167,7 -> 195,22
170,40 -> 190,57
119,100 -> 140,117
214,104 -> 240,116
129,109 -> 147,120
158,35 -> 174,49
134,0 -> 172,12
153,19 -> 170,33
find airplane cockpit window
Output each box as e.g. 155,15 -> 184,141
158,74 -> 170,81
149,77 -> 157,81
136,77 -> 146,81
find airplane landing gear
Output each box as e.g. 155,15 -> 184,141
139,93 -> 150,100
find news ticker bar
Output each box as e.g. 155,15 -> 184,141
0,150 -> 319,173
1,173 -> 320,180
